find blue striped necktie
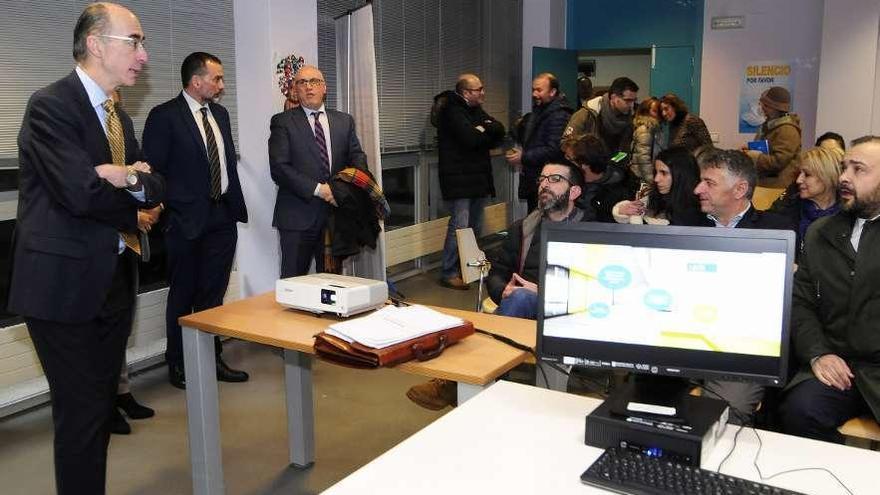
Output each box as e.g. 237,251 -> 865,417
312,111 -> 330,178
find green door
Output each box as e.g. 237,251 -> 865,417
532,47 -> 579,106
650,46 -> 695,111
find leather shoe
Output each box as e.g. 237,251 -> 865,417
109,407 -> 131,435
116,392 -> 154,419
168,363 -> 186,390
438,276 -> 469,290
217,359 -> 249,383
406,378 -> 457,410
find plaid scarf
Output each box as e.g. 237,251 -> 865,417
333,167 -> 390,220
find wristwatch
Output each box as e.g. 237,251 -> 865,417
125,166 -> 140,190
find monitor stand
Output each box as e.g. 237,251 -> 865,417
608,376 -> 692,421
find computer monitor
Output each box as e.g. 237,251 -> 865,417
537,222 -> 796,390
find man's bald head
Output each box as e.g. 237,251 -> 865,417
455,73 -> 484,107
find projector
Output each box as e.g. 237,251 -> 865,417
275,273 -> 388,317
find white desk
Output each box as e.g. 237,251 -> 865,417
323,381 -> 877,495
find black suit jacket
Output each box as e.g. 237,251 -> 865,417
9,71 -> 165,323
735,205 -> 796,231
142,93 -> 247,240
268,106 -> 366,231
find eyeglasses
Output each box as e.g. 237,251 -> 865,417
295,78 -> 326,87
536,174 -> 572,185
465,86 -> 484,93
98,34 -> 146,51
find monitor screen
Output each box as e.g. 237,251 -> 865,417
537,222 -> 795,387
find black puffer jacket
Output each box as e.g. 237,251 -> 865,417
578,164 -> 640,222
435,91 -> 505,199
518,97 -> 573,200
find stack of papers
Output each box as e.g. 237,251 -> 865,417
326,304 -> 464,349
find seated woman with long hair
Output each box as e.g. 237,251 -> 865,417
612,146 -> 705,226
769,146 -> 844,258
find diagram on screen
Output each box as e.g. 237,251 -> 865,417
542,241 -> 786,357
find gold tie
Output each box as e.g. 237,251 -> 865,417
103,99 -> 140,255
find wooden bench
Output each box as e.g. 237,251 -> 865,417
839,416 -> 880,450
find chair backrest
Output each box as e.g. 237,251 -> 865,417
455,228 -> 486,284
752,186 -> 784,210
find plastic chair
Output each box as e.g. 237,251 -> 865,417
456,228 -> 491,312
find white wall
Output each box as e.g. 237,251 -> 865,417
521,0 -> 567,113
699,0 -> 824,149
233,0 -> 318,297
816,0 -> 880,144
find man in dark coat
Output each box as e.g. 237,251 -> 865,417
506,72 -> 572,212
434,73 -> 505,289
562,133 -> 639,222
781,136 -> 880,443
693,149 -> 795,420
9,4 -> 164,492
143,52 -> 250,389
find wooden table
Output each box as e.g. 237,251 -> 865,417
324,380 -> 880,494
179,292 -> 536,495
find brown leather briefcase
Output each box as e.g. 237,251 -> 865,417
313,320 -> 474,369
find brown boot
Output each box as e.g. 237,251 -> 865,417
406,379 -> 457,410
438,276 -> 469,290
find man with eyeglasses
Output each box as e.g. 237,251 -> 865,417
407,162 -> 585,410
9,3 -> 164,493
269,65 -> 367,278
143,52 -> 250,391
432,73 -> 505,290
567,76 -> 639,156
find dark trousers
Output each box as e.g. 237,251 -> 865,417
279,225 -> 326,278
780,377 -> 871,443
165,202 -> 237,367
25,252 -> 136,495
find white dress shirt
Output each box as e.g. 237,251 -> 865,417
181,90 -> 229,194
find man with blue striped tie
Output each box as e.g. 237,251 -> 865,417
269,65 -> 367,277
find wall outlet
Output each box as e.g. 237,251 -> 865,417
710,132 -> 720,143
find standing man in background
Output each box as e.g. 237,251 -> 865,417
506,72 -> 572,212
9,3 -> 164,492
269,65 -> 367,278
434,73 -> 505,290
568,76 -> 639,155
143,52 -> 249,390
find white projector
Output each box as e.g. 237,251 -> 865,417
275,273 -> 388,317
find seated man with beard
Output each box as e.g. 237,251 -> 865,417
406,162 -> 584,410
485,162 -> 585,318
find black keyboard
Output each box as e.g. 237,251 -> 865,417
580,446 -> 806,495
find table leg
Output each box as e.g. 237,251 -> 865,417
283,349 -> 315,467
457,382 -> 486,404
183,326 -> 225,495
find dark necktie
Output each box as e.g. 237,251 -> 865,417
103,99 -> 140,255
312,111 -> 330,179
201,107 -> 222,200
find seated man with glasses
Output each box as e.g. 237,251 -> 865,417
485,162 -> 586,319
406,162 -> 585,411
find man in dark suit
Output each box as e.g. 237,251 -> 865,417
268,65 -> 367,277
693,148 -> 795,421
8,4 -> 164,493
143,52 -> 249,389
